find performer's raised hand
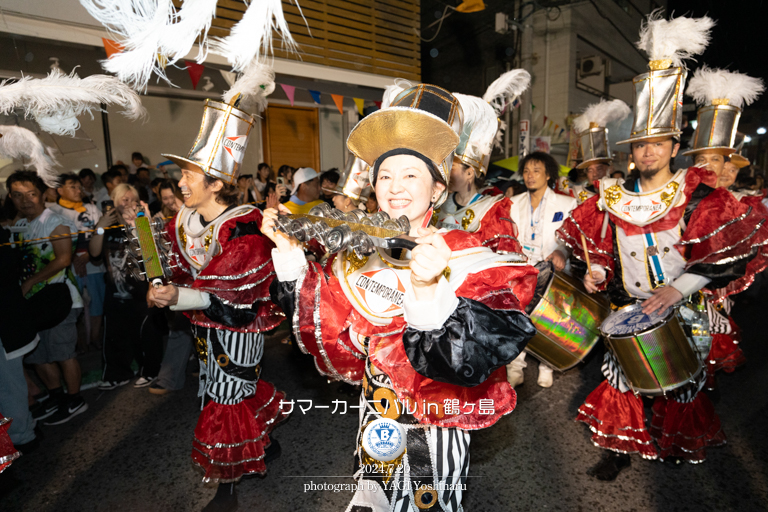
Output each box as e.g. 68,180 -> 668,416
642,285 -> 683,315
546,250 -> 566,271
261,204 -> 302,253
410,227 -> 451,300
147,283 -> 179,308
266,190 -> 280,210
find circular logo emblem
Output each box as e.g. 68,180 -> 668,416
361,418 -> 406,462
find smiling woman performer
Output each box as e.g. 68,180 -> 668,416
262,85 -> 538,512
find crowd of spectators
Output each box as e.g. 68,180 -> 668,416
0,153 -> 378,456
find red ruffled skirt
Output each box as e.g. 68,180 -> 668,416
0,415 -> 20,473
192,380 -> 289,484
649,395 -> 726,463
707,330 -> 746,374
575,381 -> 658,460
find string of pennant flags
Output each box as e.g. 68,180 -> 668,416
102,38 -> 377,117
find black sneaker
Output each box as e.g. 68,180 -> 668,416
30,399 -> 59,421
98,379 -> 130,391
33,390 -> 50,403
43,396 -> 88,426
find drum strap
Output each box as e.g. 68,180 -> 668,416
635,181 -> 666,285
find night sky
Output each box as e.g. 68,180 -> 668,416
668,0 -> 768,131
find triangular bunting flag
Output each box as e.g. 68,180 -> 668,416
309,90 -> 322,105
280,84 -> 296,106
331,94 -> 345,115
220,70 -> 238,88
353,98 -> 365,116
374,101 -> 382,109
185,61 -> 205,90
102,38 -> 124,59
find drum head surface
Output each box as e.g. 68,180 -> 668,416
600,303 -> 674,337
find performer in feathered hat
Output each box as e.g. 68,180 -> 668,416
684,67 -> 766,389
684,66 -> 764,189
557,11 -> 768,479
261,84 -> 538,511
147,63 -> 288,510
436,69 -> 530,240
558,99 -> 631,204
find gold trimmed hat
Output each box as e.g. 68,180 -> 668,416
682,67 -> 764,157
161,99 -> 255,185
617,12 -> 715,145
573,99 -> 630,169
729,133 -> 751,168
347,84 -> 463,206
333,157 -> 372,202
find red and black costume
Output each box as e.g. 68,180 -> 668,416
166,204 -> 288,483
269,230 -> 537,511
558,167 -> 768,463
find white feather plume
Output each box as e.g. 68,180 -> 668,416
686,66 -> 765,108
80,0 -> 173,90
222,61 -> 276,114
482,69 -> 531,115
0,125 -> 60,187
160,0 -> 220,64
209,0 -> 299,72
636,10 -> 715,68
454,93 -> 498,156
573,99 -> 631,134
382,79 -> 413,109
0,69 -> 147,137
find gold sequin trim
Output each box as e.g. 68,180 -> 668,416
195,337 -> 208,365
659,181 -> 679,208
461,209 -> 475,230
345,251 -> 369,276
604,184 -> 622,208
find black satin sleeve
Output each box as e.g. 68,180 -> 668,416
402,297 -> 537,387
269,278 -> 297,322
203,295 -> 258,328
687,254 -> 753,290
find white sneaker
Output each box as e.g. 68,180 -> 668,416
537,365 -> 554,388
506,364 -> 525,388
134,376 -> 157,388
98,379 -> 130,391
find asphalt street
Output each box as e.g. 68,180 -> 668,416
2,296 -> 767,512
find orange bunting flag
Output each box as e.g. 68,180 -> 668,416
331,94 -> 345,115
102,38 -> 124,59
353,98 -> 365,116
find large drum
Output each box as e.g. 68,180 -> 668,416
526,271 -> 611,371
600,303 -> 702,396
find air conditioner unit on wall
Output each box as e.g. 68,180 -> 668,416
578,56 -> 605,79
577,56 -> 609,94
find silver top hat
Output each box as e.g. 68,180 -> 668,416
617,13 -> 715,145
335,157 -> 372,202
162,99 -> 255,185
682,67 -> 764,157
577,125 -> 612,169
617,66 -> 687,145
573,99 -> 630,168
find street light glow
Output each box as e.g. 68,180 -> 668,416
757,127 -> 767,135
745,135 -> 752,143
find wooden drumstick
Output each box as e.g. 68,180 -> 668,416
581,233 -> 594,280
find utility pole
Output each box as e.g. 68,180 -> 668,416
518,18 -> 534,159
